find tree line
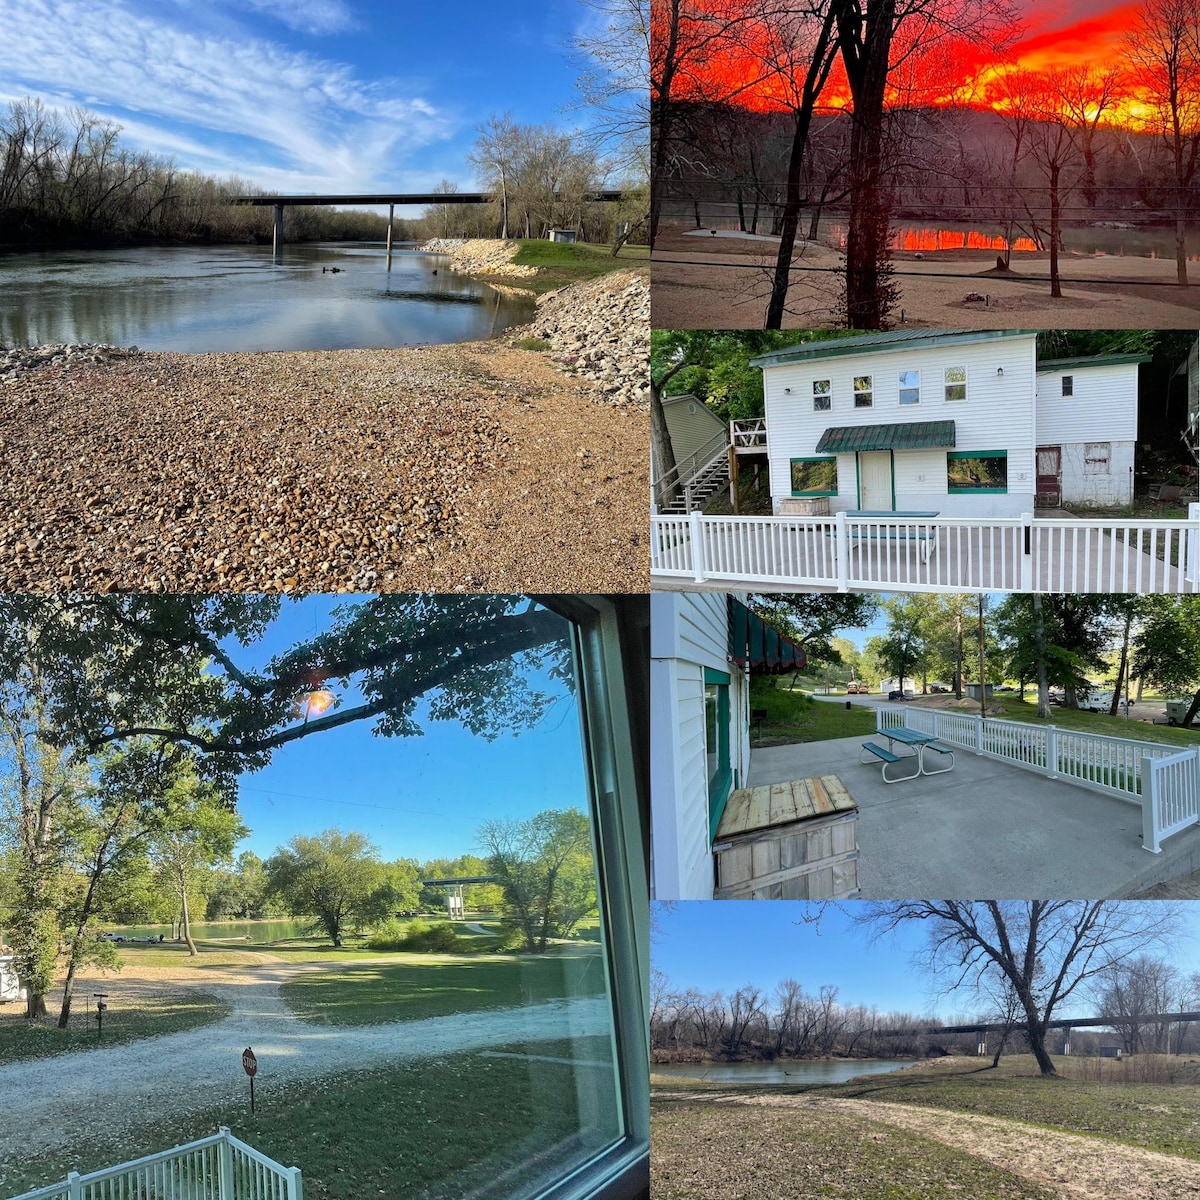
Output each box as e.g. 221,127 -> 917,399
0,596 -> 592,1027
652,0 -> 1200,326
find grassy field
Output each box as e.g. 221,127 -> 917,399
509,239 -> 648,292
653,1095 -> 1059,1200
751,679 -> 878,743
0,991 -> 229,1064
0,1038 -> 615,1200
280,948 -> 606,1026
987,694 -> 1200,748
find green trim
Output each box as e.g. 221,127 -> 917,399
703,666 -> 731,685
790,456 -> 838,496
749,329 -> 1035,368
708,767 -> 733,842
947,450 -> 1008,494
706,681 -> 732,842
855,450 -> 896,511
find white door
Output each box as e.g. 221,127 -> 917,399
858,451 -> 894,510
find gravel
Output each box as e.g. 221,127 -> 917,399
0,960 -> 610,1171
420,238 -> 539,277
0,335 -> 648,593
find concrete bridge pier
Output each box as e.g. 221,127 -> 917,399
272,203 -> 284,254
386,203 -> 394,255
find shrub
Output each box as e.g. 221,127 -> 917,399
364,918 -> 407,952
513,336 -> 551,352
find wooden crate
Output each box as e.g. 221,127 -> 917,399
713,776 -> 859,900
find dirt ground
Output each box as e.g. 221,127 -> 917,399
0,340 -> 648,593
651,225 -> 1200,330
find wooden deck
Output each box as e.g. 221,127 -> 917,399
717,774 -> 857,840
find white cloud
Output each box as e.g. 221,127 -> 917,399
237,0 -> 359,36
0,0 -> 457,191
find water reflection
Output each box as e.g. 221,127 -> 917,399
655,1059 -> 917,1085
0,242 -> 535,351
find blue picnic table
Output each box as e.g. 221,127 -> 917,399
860,725 -> 955,782
845,511 -> 940,563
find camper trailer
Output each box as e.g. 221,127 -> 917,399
0,955 -> 21,1004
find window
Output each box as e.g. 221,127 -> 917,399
944,365 -> 967,402
1062,376 -> 1073,396
1084,442 -> 1111,474
854,375 -> 873,408
704,669 -> 732,839
790,457 -> 838,496
899,370 -> 920,405
813,379 -> 832,411
947,450 -> 1008,493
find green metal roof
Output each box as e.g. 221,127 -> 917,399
815,421 -> 957,454
1035,354 -> 1151,372
749,329 -> 1035,368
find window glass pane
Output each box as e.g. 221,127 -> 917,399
1062,376 -> 1073,396
854,376 -> 873,408
1084,442 -> 1111,474
705,683 -> 718,781
944,366 -> 967,402
899,370 -> 920,405
791,458 -> 838,495
813,379 -> 831,411
948,453 -> 1008,491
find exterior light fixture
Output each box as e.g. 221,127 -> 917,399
997,367 -> 1004,376
783,387 -> 792,393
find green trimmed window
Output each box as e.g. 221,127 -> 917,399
704,668 -> 732,839
790,456 -> 838,496
947,450 -> 1008,493
899,370 -> 920,405
944,365 -> 967,402
813,379 -> 831,412
854,375 -> 873,408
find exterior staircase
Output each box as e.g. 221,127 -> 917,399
653,430 -> 729,514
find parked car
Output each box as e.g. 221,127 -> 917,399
846,681 -> 866,694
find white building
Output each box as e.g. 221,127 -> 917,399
0,956 -> 20,1004
750,331 -> 1146,517
650,592 -> 805,900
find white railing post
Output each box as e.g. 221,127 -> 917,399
835,511 -> 849,592
689,509 -> 707,583
974,715 -> 984,755
288,1165 -> 305,1200
1142,755 -> 1161,853
1187,502 -> 1200,589
1047,725 -> 1059,778
67,1173 -> 82,1200
1020,513 -> 1034,591
218,1127 -> 235,1200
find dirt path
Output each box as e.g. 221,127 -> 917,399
724,1092 -> 1200,1200
0,958 -> 609,1172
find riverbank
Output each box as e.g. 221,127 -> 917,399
0,336 -> 647,592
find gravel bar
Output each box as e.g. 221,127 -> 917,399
0,340 -> 648,592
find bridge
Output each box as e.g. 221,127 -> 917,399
420,874 -> 499,921
231,190 -> 628,252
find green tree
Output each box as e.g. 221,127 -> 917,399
749,594 -> 879,667
1132,596 -> 1200,726
266,830 -> 416,947
877,597 -> 927,695
479,809 -> 597,953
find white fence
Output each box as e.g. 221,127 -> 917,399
651,506 -> 1200,593
876,705 -> 1200,853
9,1128 -> 302,1200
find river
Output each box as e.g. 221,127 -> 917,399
0,242 -> 535,351
654,1059 -> 918,1085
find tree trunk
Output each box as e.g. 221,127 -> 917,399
1027,1019 -> 1057,1075
1048,161 -> 1062,299
1110,608 -> 1133,716
25,990 -> 48,1020
181,882 -> 197,956
1033,594 -> 1051,719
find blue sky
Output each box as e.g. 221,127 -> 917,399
0,0 -> 605,204
652,902 -> 1200,1021
219,596 -> 590,865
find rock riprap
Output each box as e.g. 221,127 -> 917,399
420,238 -> 538,277
1,343 -> 141,379
524,271 -> 650,408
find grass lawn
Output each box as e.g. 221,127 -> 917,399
280,949 -> 607,1026
509,239 -> 648,292
652,1096 -> 1058,1200
989,695 -> 1200,749
0,1038 -> 617,1200
0,991 -> 229,1064
789,1057 -> 1200,1161
751,679 -> 878,744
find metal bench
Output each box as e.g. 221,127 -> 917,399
860,740 -> 920,783
921,742 -> 956,775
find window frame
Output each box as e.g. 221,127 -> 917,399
944,365 -> 967,403
1083,442 -> 1111,475
898,369 -> 921,406
790,456 -> 839,497
522,596 -> 649,1200
1062,375 -> 1073,397
946,449 -> 1009,494
853,375 -> 873,409
812,379 -> 832,412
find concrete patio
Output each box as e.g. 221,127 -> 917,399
747,736 -> 1200,898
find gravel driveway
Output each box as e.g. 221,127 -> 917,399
0,959 -> 610,1170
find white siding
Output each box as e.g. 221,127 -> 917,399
1036,364 -> 1139,444
650,592 -> 751,901
763,334 -> 1037,517
1057,439 -> 1136,505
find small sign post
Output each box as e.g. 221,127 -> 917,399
242,1046 -> 258,1113
93,993 -> 108,1041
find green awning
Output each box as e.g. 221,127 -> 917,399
816,420 -> 957,454
729,599 -> 806,674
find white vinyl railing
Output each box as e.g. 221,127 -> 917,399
877,705 -> 1200,852
651,505 -> 1200,594
1142,748 -> 1200,853
9,1128 -> 302,1200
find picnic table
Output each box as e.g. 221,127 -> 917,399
845,510 -> 940,563
860,725 -> 955,782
